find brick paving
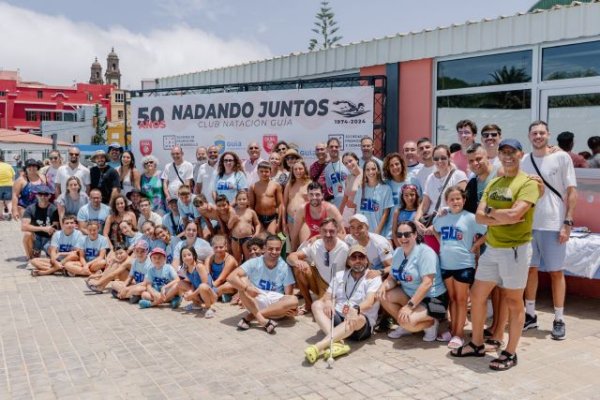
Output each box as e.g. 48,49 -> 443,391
1,220 -> 600,399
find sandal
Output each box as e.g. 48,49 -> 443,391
448,336 -> 464,350
323,342 -> 350,359
450,341 -> 485,358
489,351 -> 518,371
263,319 -> 277,334
304,345 -> 321,364
237,317 -> 251,330
86,283 -> 104,294
484,338 -> 504,352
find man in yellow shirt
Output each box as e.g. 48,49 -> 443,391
0,153 -> 15,220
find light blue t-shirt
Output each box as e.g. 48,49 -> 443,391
50,230 -> 84,253
124,232 -> 144,249
77,234 -> 110,262
386,177 -> 421,208
173,238 -> 213,263
391,244 -> 446,298
151,239 -> 176,264
76,203 -> 111,230
214,172 -> 248,203
433,210 -> 487,270
129,257 -> 152,284
145,264 -> 178,290
177,196 -> 200,221
241,256 -> 295,294
324,160 -> 348,208
163,212 -> 185,236
359,157 -> 383,169
354,183 -> 394,236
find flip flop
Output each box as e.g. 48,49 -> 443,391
86,282 -> 104,294
323,342 -> 350,359
304,345 -> 321,364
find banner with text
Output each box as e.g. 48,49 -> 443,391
131,86 -> 374,167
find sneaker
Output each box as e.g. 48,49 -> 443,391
170,296 -> 182,309
551,320 -> 566,340
129,295 -> 141,304
375,316 -> 394,332
436,330 -> 452,342
139,299 -> 152,309
423,319 -> 439,342
204,309 -> 215,319
523,313 -> 538,331
387,326 -> 411,339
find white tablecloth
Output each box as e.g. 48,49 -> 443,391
564,233 -> 600,279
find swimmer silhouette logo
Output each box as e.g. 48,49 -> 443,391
263,134 -> 277,153
331,100 -> 369,117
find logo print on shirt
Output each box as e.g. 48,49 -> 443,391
360,198 -> 380,212
440,226 -> 463,241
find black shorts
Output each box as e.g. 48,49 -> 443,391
441,267 -> 475,285
422,292 -> 449,320
333,311 -> 372,341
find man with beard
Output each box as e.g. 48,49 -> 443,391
359,136 -> 382,168
324,137 -> 348,208
192,146 -> 208,185
162,146 -> 193,201
194,145 -> 219,204
481,124 -> 503,168
55,147 -> 90,196
287,218 -> 349,315
464,143 -> 500,213
521,121 -> 577,341
107,143 -> 123,169
291,182 -> 344,251
304,244 -> 381,363
344,214 -> 393,273
309,142 -> 330,200
77,189 -> 111,235
415,138 -> 435,190
90,150 -> 120,204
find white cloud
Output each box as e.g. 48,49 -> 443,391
0,2 -> 272,89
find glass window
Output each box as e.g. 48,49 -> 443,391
37,90 -> 43,99
542,41 -> 600,81
437,51 -> 532,90
54,112 -> 63,121
40,112 -> 51,121
0,91 -> 6,96
25,111 -> 37,121
436,90 -> 531,149
547,92 -> 600,154
64,113 -> 76,122
118,110 -> 124,119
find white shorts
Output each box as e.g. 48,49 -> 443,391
475,243 -> 532,290
255,290 -> 285,310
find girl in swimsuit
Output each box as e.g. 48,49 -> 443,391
340,152 -> 362,225
282,160 -> 310,239
12,159 -> 46,219
104,194 -> 137,248
174,246 -> 217,316
205,235 -> 239,301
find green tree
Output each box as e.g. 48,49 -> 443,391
308,1 -> 342,51
91,103 -> 107,145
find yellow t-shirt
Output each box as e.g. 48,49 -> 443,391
483,171 -> 539,248
0,162 -> 15,186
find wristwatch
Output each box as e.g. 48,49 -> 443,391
485,206 -> 493,216
353,304 -> 361,314
563,219 -> 574,227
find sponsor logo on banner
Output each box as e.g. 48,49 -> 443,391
140,140 -> 153,156
214,136 -> 226,154
332,100 -> 369,117
328,134 -> 345,151
163,135 -> 176,150
262,134 -> 277,153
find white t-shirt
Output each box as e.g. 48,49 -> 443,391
329,269 -> 381,327
424,169 -> 468,214
162,161 -> 194,198
56,164 -> 91,194
521,152 -> 577,231
195,162 -> 218,204
407,163 -> 423,180
137,212 -> 163,231
415,164 -> 435,192
344,233 -> 393,270
242,157 -> 265,187
298,239 -> 349,282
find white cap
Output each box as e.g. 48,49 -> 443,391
349,214 -> 368,225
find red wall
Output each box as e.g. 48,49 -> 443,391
399,59 -> 433,146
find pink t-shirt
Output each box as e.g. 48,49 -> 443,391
451,151 -> 469,173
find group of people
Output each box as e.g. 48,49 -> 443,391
10,118 -> 579,371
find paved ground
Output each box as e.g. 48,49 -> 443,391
1,221 -> 600,399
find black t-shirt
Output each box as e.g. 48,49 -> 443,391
23,203 -> 59,238
90,166 -> 121,204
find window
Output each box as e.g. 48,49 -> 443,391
437,51 -> 532,90
63,113 -> 76,122
40,112 -> 51,121
25,111 -> 37,121
54,112 -> 63,121
37,90 -> 43,99
118,110 -> 124,119
546,92 -> 600,153
542,40 -> 600,81
115,92 -> 125,103
0,91 -> 5,97
87,93 -> 93,101
437,90 -> 531,148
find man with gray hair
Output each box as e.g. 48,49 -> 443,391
162,146 -> 193,201
194,145 -> 219,204
242,141 -> 265,186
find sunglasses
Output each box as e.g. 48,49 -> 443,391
144,161 -> 155,165
249,146 -> 259,150
277,147 -> 288,152
402,184 -> 418,192
69,153 -> 80,156
223,159 -> 235,163
49,157 -> 59,160
482,132 -> 499,138
396,231 -> 413,238
350,253 -> 367,260
433,156 -> 448,161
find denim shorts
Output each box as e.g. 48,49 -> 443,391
0,186 -> 11,201
441,267 -> 475,285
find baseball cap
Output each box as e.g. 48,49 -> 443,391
149,248 -> 166,257
108,142 -> 123,152
349,214 -> 368,225
25,158 -> 42,169
348,244 -> 368,256
498,139 -> 523,152
134,240 -> 149,251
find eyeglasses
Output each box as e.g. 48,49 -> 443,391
396,231 -> 413,238
144,161 -> 155,166
277,147 -> 287,152
482,132 -> 499,138
433,156 -> 448,161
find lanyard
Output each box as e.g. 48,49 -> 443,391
344,270 -> 364,302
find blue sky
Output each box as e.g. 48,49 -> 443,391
0,0 -> 531,88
